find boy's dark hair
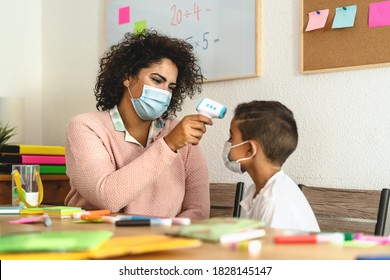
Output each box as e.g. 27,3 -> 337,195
94,30 -> 204,118
234,100 -> 298,166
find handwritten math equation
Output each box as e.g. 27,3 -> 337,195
170,2 -> 220,51
185,32 -> 220,51
170,2 -> 211,26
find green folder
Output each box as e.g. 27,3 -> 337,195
0,230 -> 112,253
166,217 -> 264,242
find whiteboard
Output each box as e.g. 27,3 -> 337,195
105,0 -> 261,82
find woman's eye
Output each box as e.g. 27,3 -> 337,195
152,78 -> 162,84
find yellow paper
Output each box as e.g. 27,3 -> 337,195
89,235 -> 202,259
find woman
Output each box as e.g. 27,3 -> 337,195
65,30 -> 212,219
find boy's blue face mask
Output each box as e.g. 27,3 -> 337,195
222,141 -> 256,174
127,80 -> 172,120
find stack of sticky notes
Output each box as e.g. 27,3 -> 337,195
43,206 -> 83,219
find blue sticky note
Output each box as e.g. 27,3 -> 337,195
332,5 -> 357,29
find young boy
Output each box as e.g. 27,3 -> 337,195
223,100 -> 320,232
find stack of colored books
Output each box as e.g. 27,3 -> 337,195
0,144 -> 66,175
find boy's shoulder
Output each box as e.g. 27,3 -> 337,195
261,170 -> 300,196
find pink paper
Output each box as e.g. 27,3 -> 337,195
118,6 -> 130,25
369,1 -> 390,28
306,9 -> 329,31
9,215 -> 47,224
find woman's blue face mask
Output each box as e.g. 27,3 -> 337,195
127,80 -> 172,120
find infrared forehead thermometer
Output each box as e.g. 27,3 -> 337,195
196,97 -> 227,119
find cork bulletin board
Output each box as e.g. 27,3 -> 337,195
302,0 -> 390,73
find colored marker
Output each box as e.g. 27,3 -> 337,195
356,254 -> 390,260
122,216 -> 162,221
80,214 -> 109,221
101,216 -> 119,224
223,240 -> 262,255
73,209 -> 111,219
114,215 -> 155,220
171,217 -> 191,225
74,216 -> 119,224
115,218 -> 172,227
274,232 -> 348,244
115,215 -> 191,225
354,233 -> 390,244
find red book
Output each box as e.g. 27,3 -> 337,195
0,155 -> 65,165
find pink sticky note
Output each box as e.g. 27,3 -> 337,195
369,1 -> 390,28
118,6 -> 130,25
305,9 -> 329,31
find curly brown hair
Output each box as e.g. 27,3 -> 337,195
94,30 -> 204,118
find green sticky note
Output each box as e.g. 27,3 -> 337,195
0,230 -> 113,253
134,20 -> 147,34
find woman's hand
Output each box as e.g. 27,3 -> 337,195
164,114 -> 213,151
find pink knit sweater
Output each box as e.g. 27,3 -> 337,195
64,111 -> 210,219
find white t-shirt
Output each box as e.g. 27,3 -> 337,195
240,170 -> 320,232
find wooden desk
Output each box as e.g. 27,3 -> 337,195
0,174 -> 70,205
1,215 -> 390,260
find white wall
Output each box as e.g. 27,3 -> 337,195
0,0 -> 42,144
41,0 -> 102,144
3,1 -> 390,190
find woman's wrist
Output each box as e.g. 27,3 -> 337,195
163,136 -> 177,152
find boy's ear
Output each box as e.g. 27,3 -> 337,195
247,140 -> 258,156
